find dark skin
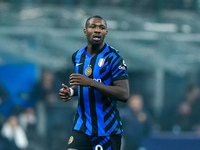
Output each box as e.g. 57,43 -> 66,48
59,17 -> 129,103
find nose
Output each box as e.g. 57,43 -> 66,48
94,27 -> 101,32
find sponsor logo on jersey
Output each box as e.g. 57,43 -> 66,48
93,78 -> 102,83
76,63 -> 83,66
95,145 -> 103,150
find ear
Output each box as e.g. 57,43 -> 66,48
83,29 -> 87,36
105,30 -> 108,37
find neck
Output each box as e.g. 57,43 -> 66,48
86,42 -> 105,56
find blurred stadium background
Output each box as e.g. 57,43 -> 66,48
0,0 -> 200,150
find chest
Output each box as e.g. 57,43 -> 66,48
75,54 -> 111,82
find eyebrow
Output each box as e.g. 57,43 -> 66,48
89,23 -> 106,27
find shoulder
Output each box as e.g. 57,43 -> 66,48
107,45 -> 121,57
72,47 -> 86,62
105,45 -> 125,67
103,45 -> 123,64
72,47 -> 85,57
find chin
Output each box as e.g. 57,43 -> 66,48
92,40 -> 104,46
91,42 -> 101,47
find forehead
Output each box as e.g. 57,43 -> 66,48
87,18 -> 106,26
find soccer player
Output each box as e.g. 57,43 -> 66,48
59,15 -> 130,150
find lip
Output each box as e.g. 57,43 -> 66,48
93,35 -> 101,41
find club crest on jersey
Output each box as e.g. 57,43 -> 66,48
98,59 -> 105,67
85,66 -> 92,76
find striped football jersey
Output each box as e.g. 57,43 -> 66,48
71,44 -> 128,136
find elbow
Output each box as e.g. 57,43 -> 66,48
123,94 -> 130,102
119,91 -> 130,102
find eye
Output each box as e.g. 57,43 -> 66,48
99,26 -> 106,30
90,25 -> 96,28
100,26 -> 105,29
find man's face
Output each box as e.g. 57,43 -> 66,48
84,17 -> 108,47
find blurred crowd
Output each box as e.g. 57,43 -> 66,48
160,83 -> 200,133
0,68 -> 200,150
0,69 -> 74,150
174,84 -> 200,132
121,95 -> 152,150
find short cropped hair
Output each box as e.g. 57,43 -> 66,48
85,15 -> 107,28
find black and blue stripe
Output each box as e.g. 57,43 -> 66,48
72,44 -> 128,136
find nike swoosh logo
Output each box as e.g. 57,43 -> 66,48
76,63 -> 83,66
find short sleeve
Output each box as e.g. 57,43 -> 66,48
111,53 -> 128,82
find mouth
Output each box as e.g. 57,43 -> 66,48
93,35 -> 101,41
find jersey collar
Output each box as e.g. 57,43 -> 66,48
84,43 -> 107,57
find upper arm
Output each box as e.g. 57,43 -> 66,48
110,51 -> 129,101
110,51 -> 128,82
113,79 -> 130,102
